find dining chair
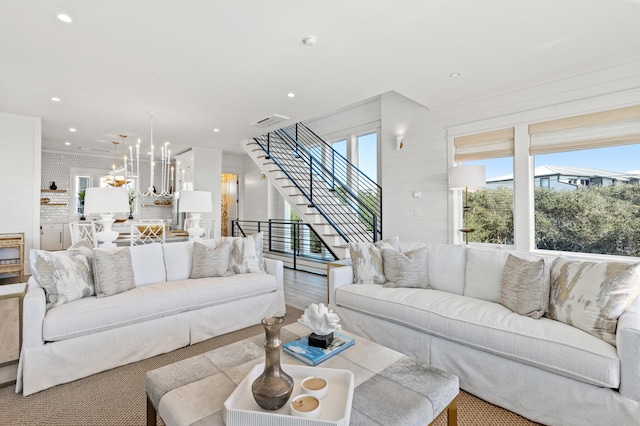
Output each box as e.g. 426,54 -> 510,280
130,219 -> 166,246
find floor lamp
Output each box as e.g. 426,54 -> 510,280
83,187 -> 129,247
180,190 -> 213,241
450,165 -> 486,244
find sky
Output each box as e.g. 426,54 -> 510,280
468,144 -> 640,181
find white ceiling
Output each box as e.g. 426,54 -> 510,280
2,0 -> 640,157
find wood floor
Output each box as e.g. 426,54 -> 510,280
0,268 -> 328,376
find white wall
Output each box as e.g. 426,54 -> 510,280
0,112 -> 41,275
191,147 -> 222,239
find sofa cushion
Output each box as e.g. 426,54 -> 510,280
191,241 -> 232,278
549,257 -> 640,346
42,272 -> 278,342
463,248 -> 510,302
163,241 -> 194,281
500,254 -> 548,319
93,247 -> 135,297
29,239 -> 95,308
224,232 -> 266,274
349,236 -> 401,284
335,284 -> 620,388
382,247 -> 429,289
129,243 -> 167,286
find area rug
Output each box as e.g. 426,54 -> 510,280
0,305 -> 537,425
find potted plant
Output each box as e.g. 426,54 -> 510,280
128,188 -> 136,220
78,189 -> 86,220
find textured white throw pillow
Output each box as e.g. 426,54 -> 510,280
92,247 -> 135,297
549,257 -> 640,346
349,236 -> 401,284
29,239 -> 95,309
463,248 -> 510,303
500,254 -> 548,319
191,241 -> 232,278
382,247 -> 429,289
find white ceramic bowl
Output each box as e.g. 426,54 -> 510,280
290,394 -> 321,419
301,376 -> 329,399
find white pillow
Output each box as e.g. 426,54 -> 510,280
163,241 -> 194,281
349,236 -> 401,284
224,232 -> 265,273
421,244 -> 467,295
129,243 -> 167,286
29,239 -> 95,308
463,248 -> 510,303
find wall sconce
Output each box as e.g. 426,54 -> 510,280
260,173 -> 266,180
396,135 -> 404,151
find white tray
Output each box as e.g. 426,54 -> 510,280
224,363 -> 354,426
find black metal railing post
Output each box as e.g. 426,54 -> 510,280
266,133 -> 271,159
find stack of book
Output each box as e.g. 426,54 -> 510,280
283,333 -> 355,366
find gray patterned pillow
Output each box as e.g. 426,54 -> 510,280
549,257 -> 640,345
29,239 -> 95,309
499,254 -> 548,319
381,247 -> 429,289
349,236 -> 401,284
92,248 -> 135,297
224,232 -> 266,274
190,241 -> 232,278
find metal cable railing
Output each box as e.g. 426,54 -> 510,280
232,219 -> 337,270
252,122 -> 382,244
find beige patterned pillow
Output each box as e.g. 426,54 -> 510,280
29,239 -> 95,309
549,257 -> 640,345
190,241 -> 232,278
381,247 -> 429,289
499,254 -> 548,319
224,232 -> 266,274
349,236 -> 401,284
93,248 -> 135,297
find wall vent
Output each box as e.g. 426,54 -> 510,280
249,114 -> 289,128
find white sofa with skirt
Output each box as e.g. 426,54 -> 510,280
328,239 -> 640,426
18,234 -> 285,396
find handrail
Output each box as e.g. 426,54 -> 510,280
231,219 -> 338,268
253,121 -> 382,244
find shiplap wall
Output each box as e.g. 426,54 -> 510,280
0,112 -> 41,275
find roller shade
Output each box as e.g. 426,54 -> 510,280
529,105 -> 640,155
454,128 -> 514,162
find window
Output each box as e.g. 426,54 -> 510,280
453,128 -> 515,245
357,132 -> 377,183
529,104 -> 640,257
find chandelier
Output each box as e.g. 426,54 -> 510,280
110,112 -> 175,198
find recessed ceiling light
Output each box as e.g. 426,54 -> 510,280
64,142 -> 71,146
50,97 -> 61,102
57,14 -> 72,23
287,92 -> 295,98
449,72 -> 462,78
213,128 -> 220,132
69,128 -> 76,132
302,36 -> 317,47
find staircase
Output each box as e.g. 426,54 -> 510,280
242,123 -> 382,259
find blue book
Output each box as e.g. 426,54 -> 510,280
283,333 -> 355,366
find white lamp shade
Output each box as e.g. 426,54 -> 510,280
450,165 -> 486,190
180,190 -> 213,213
83,187 -> 129,214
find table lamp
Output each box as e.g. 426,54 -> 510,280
449,165 -> 486,244
180,190 -> 213,241
83,187 -> 129,247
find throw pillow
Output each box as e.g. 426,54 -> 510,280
500,254 -> 548,319
382,247 -> 429,289
191,241 -> 232,278
225,232 -> 266,273
92,247 -> 136,297
349,236 -> 401,284
549,257 -> 640,346
29,239 -> 95,309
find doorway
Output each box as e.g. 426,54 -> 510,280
221,173 -> 238,236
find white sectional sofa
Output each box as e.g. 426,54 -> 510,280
18,239 -> 285,396
328,242 -> 640,426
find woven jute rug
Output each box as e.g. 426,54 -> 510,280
0,306 -> 537,425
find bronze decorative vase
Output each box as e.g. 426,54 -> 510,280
251,316 -> 294,410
